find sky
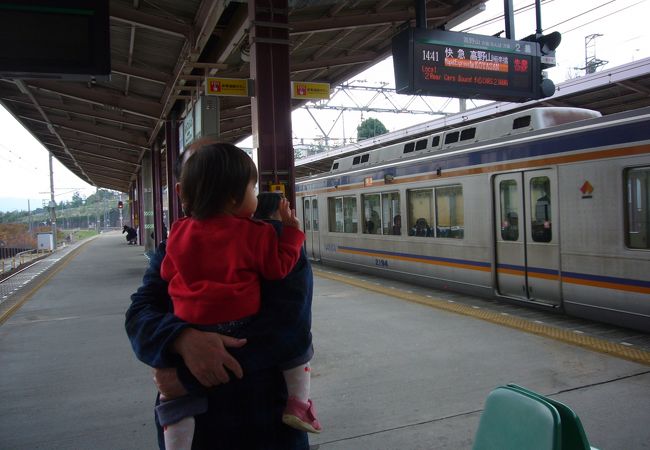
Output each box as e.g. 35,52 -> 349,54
1,0 -> 648,212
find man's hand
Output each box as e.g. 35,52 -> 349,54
171,328 -> 246,387
153,367 -> 187,400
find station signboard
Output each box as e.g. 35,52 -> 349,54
392,28 -> 550,102
291,81 -> 330,100
205,77 -> 252,97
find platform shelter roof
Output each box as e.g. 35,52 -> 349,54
1,1 -> 649,191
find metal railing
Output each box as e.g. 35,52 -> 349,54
0,249 -> 50,275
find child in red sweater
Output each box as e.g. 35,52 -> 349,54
158,142 -> 320,450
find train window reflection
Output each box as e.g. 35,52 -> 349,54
312,199 -> 319,231
500,180 -> 519,241
343,197 -> 356,233
304,199 -> 311,231
358,191 -> 401,235
435,185 -> 464,239
530,177 -> 552,242
407,189 -> 434,237
381,192 -> 400,235
328,196 -> 354,233
625,167 -> 650,249
362,194 -> 382,234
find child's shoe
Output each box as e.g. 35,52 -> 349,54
282,397 -> 322,433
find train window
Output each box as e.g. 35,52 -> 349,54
362,194 -> 382,234
360,154 -> 369,163
444,131 -> 459,145
332,162 -> 339,170
403,142 -> 415,154
513,116 -> 532,129
328,196 -> 355,233
460,128 -> 476,141
328,197 -> 343,232
415,139 -> 428,151
625,167 -> 650,249
312,199 -> 319,231
407,189 -> 434,237
353,156 -> 361,165
381,192 -> 400,235
431,136 -> 440,148
304,199 -> 311,231
499,180 -> 519,241
530,177 -> 552,243
361,192 -> 400,235
343,197 -> 358,233
435,185 -> 464,239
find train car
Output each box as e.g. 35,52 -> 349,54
296,106 -> 650,332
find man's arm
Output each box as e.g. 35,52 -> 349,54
125,241 -> 189,368
125,241 -> 244,386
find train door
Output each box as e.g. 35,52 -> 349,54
302,196 -> 321,261
493,169 -> 560,306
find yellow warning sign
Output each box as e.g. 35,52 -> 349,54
205,77 -> 251,97
269,183 -> 286,194
291,81 -> 330,100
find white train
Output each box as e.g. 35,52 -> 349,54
296,106 -> 650,332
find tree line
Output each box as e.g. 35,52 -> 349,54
0,189 -> 129,230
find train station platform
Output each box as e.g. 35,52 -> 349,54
1,232 -> 649,449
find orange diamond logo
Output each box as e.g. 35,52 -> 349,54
580,181 -> 593,195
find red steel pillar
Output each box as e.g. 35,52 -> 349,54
248,0 -> 295,206
136,171 -> 144,245
165,111 -> 182,223
151,140 -> 164,244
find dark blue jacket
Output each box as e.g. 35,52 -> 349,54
125,220 -> 312,449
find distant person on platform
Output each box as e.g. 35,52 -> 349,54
122,225 -> 137,245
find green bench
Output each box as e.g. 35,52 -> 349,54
473,384 -> 599,450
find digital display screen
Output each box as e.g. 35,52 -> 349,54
0,0 -> 110,80
393,28 -> 543,102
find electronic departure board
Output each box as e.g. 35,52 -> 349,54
392,28 -> 554,102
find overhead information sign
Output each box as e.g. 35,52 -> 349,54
291,81 -> 330,100
205,77 -> 252,97
393,28 -> 545,102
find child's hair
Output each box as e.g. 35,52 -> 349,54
254,192 -> 283,220
180,142 -> 258,220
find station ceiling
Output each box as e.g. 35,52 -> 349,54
1,0 -> 649,194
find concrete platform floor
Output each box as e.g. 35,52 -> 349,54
1,232 -> 649,449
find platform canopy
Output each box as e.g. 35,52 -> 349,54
1,1 -> 649,192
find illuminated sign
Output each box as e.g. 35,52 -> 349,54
269,183 -> 286,194
393,28 -> 550,102
291,81 -> 330,100
205,77 -> 252,97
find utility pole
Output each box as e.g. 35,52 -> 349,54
28,200 -> 32,234
580,34 -> 608,74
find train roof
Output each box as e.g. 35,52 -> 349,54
325,107 -> 602,175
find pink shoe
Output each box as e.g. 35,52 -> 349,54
282,397 -> 322,434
